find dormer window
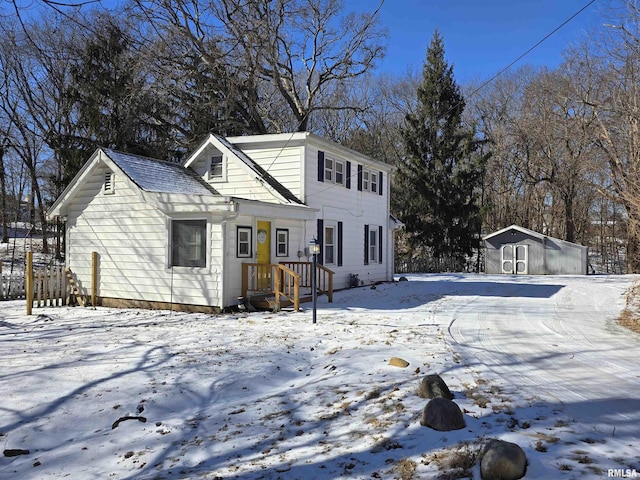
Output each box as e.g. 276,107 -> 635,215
103,172 -> 115,194
210,155 -> 224,180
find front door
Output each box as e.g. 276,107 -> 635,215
501,244 -> 528,274
256,221 -> 271,288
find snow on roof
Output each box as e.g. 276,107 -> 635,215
483,224 -> 546,242
104,149 -> 218,196
483,224 -> 587,248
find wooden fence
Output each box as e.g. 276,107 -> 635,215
18,252 -> 98,315
0,260 -> 26,300
31,264 -> 68,308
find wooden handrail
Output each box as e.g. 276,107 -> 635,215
242,261 -> 333,311
316,264 -> 334,302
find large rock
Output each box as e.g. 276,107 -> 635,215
417,374 -> 454,400
480,439 -> 527,480
420,397 -> 465,431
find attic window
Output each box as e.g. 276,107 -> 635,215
103,172 -> 115,194
210,155 -> 224,180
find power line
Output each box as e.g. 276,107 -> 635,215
468,0 -> 598,98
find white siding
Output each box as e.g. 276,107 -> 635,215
303,143 -> 393,289
191,145 -> 291,203
66,164 -> 223,307
222,215 -> 309,306
232,145 -> 304,198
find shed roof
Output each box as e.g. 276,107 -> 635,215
483,224 -> 587,249
483,224 -> 546,242
104,149 -> 218,196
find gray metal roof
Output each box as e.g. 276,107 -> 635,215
104,149 -> 218,196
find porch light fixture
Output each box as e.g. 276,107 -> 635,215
309,238 -> 320,324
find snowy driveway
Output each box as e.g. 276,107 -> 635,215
445,275 -> 640,432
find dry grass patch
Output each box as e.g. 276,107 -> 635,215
395,458 -> 417,480
619,282 -> 640,333
424,442 -> 480,480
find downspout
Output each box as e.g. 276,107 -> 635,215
219,198 -> 239,310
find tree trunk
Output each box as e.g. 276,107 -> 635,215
0,145 -> 8,243
626,213 -> 640,274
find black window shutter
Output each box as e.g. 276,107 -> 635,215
318,151 -> 325,182
379,225 -> 383,263
338,221 -> 343,266
346,162 -> 351,189
364,224 -> 369,265
378,171 -> 383,196
357,164 -> 363,191
317,219 -> 324,265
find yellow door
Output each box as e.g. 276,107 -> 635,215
256,221 -> 271,288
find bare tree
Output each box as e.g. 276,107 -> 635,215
131,0 -> 386,133
571,1 -> 640,272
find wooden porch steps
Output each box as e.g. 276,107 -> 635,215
249,292 -> 315,311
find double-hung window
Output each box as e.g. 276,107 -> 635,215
370,172 -> 378,193
210,155 -> 224,180
237,227 -> 252,258
362,169 -> 378,193
369,227 -> 378,264
276,229 -> 289,257
171,220 -> 207,267
324,157 -> 345,186
324,225 -> 336,265
324,158 -> 334,182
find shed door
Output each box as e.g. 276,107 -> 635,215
501,244 -> 528,274
501,244 -> 513,274
514,244 -> 528,274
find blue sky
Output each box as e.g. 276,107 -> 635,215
370,0 -> 602,82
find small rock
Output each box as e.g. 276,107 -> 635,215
417,374 -> 454,400
4,449 -> 29,457
420,397 -> 465,431
389,357 -> 410,368
398,277 -> 409,282
480,439 -> 527,480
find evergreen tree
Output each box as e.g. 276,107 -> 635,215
395,31 -> 487,270
67,15 -> 172,170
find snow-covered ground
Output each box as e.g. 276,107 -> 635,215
1,274 -> 639,479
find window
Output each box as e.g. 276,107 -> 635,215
237,226 -> 252,258
369,227 -> 378,264
335,161 -> 344,185
361,169 -> 378,193
210,155 -> 224,180
103,172 -> 115,194
324,226 -> 335,265
171,220 -> 206,267
324,157 -> 345,186
324,158 -> 333,182
276,229 -> 289,257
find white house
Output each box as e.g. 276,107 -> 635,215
47,132 -> 400,311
